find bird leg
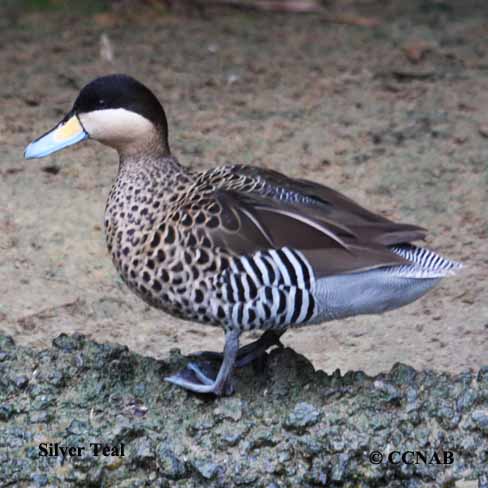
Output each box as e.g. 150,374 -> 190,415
165,329 -> 240,396
192,329 -> 285,368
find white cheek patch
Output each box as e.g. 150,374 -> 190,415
79,108 -> 154,144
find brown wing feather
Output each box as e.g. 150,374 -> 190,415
205,166 -> 426,277
228,165 -> 426,232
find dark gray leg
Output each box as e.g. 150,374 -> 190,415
192,330 -> 285,368
235,330 -> 285,367
165,329 -> 240,396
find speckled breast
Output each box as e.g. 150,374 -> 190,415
103,169 -> 229,326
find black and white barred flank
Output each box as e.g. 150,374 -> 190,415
213,247 -> 316,331
388,244 -> 463,278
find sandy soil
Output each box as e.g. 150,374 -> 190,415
1,1 -> 487,377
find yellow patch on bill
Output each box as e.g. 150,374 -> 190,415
53,116 -> 84,142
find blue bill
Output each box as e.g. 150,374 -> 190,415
25,115 -> 88,159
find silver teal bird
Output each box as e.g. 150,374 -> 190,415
25,74 -> 462,396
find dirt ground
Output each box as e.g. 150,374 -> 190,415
1,0 -> 487,377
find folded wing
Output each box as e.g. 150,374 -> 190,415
205,166 -> 426,278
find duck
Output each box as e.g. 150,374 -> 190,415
25,74 -> 462,396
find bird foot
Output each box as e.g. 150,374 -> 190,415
191,330 -> 284,369
165,330 -> 279,396
165,360 -> 235,396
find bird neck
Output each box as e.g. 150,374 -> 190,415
116,151 -> 191,197
114,124 -> 170,161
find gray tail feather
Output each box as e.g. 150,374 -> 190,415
388,244 -> 463,278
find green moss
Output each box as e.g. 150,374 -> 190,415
0,334 -> 487,486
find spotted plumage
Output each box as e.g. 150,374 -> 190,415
104,162 -> 322,332
25,74 -> 462,396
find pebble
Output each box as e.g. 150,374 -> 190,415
192,458 -> 221,480
0,404 -> 14,421
14,375 -> 29,389
471,410 -> 488,432
213,397 -> 243,421
283,402 -> 321,433
157,446 -> 187,480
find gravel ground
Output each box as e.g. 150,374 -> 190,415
0,333 -> 487,487
1,1 -> 487,374
1,1 -> 487,378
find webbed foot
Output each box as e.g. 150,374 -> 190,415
191,330 -> 285,368
165,330 -> 239,396
165,360 -> 235,396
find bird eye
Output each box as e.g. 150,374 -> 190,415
98,99 -> 106,106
